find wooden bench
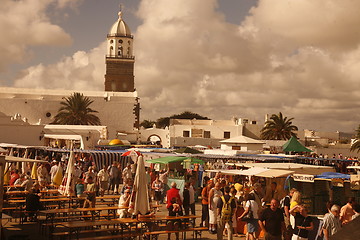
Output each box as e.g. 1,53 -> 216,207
52,227 -> 141,240
78,232 -> 142,240
51,227 -> 120,239
144,227 -> 207,240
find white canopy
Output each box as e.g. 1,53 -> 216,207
220,135 -> 265,144
206,167 -> 294,178
5,156 -> 47,163
226,162 -> 334,175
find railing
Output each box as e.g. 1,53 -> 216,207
107,34 -> 133,39
106,55 -> 135,60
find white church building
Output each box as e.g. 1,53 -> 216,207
0,10 -> 140,146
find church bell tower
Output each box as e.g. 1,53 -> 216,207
105,10 -> 135,92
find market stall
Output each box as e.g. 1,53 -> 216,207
146,156 -> 204,192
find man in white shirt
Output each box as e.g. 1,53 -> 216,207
97,165 -> 110,197
118,189 -> 131,218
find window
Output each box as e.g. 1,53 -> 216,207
119,40 -> 123,43
183,131 -> 190,137
110,40 -> 113,44
118,46 -> 123,56
224,132 -> 230,139
204,131 -> 210,138
232,146 -> 241,150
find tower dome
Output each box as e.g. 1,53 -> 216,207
109,11 -> 131,37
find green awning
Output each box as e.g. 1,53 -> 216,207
147,156 -> 204,164
282,136 -> 312,152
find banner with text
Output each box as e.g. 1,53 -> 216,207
293,174 -> 315,182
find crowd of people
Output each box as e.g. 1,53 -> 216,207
4,150 -> 360,240
151,171 -> 360,240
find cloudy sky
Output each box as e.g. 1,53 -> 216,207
1,0 -> 360,133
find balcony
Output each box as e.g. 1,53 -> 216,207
107,34 -> 133,39
106,55 -> 135,60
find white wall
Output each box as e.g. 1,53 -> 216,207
0,88 -> 137,141
0,125 -> 44,146
169,123 -> 243,139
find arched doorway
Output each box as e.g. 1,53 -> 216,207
147,134 -> 162,146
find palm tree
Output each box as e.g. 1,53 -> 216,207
52,92 -> 101,125
350,125 -> 360,152
260,112 -> 298,140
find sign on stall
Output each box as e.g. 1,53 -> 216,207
293,174 -> 314,182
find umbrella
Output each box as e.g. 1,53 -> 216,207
122,150 -> 141,163
3,162 -> 10,185
31,162 -> 37,180
58,151 -> 75,196
121,150 -> 141,157
128,155 -> 150,215
53,165 -> 63,186
22,149 -> 29,174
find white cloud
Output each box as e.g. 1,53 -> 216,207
0,0 -> 73,71
9,0 -> 360,132
14,42 -> 105,90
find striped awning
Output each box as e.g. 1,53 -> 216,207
89,151 -> 132,168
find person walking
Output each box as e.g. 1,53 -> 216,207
322,204 -> 342,240
282,188 -> 297,240
201,181 -> 214,227
258,199 -> 285,240
108,162 -> 120,194
209,182 -> 223,234
340,197 -> 356,225
189,178 -> 196,215
290,205 -> 313,240
217,186 -> 236,240
97,165 -> 110,197
290,191 -> 302,229
182,182 -> 191,215
151,176 -> 163,211
238,193 -> 259,240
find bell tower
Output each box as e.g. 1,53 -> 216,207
105,10 -> 135,92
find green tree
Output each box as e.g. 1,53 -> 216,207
350,125 -> 360,152
52,92 -> 101,125
156,117 -> 171,129
140,119 -> 156,128
260,112 -> 298,140
171,111 -> 210,120
156,111 -> 210,128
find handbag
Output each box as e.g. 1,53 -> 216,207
242,201 -> 254,221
